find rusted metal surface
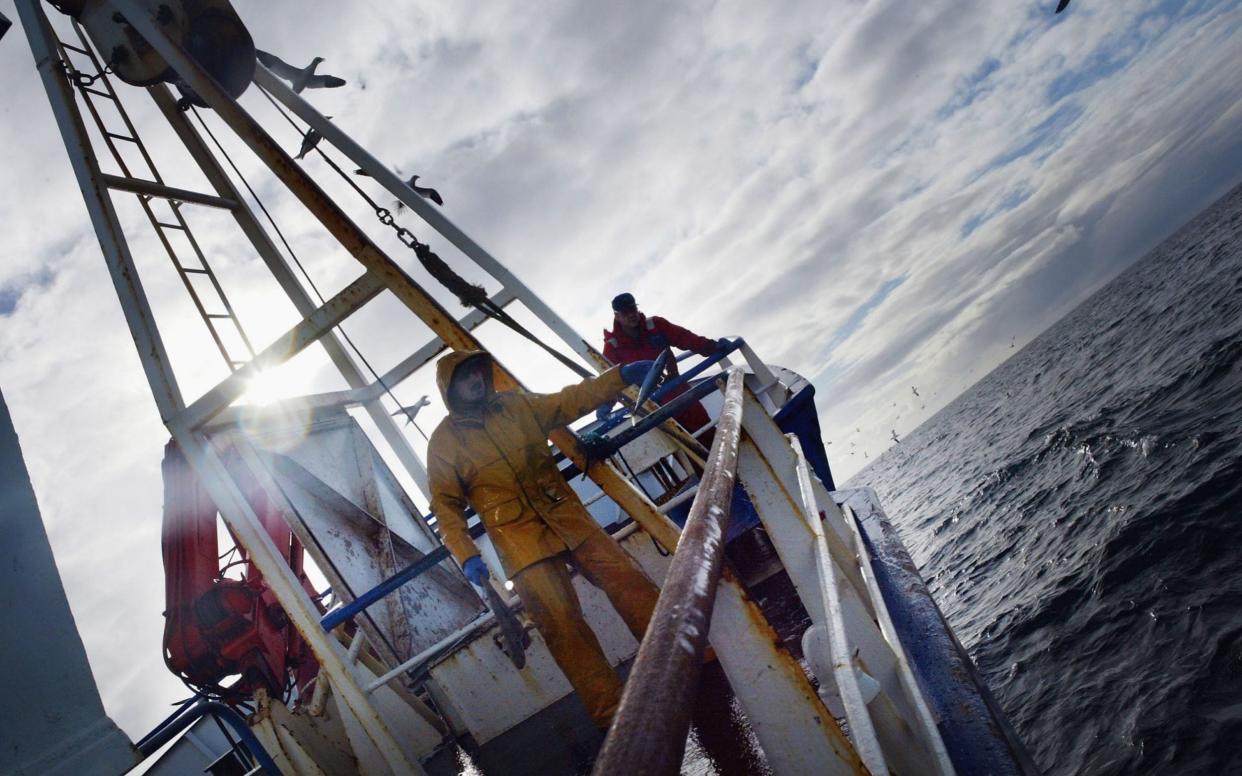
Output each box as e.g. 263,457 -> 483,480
99,10 -> 861,773
17,0 -> 185,422
126,0 -> 705,511
115,0 -> 475,352
217,431 -> 434,773
790,436 -> 889,774
173,272 -> 385,432
148,84 -> 439,517
254,64 -> 610,376
244,417 -> 483,662
99,172 -> 238,209
593,369 -> 744,776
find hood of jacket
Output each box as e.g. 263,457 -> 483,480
436,350 -> 496,415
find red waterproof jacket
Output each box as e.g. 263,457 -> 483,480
602,314 -> 716,434
602,315 -> 717,367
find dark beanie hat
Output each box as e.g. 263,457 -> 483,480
611,292 -> 637,311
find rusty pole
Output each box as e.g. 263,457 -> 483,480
593,368 -> 746,776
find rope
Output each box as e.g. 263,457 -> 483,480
190,107 -> 429,440
252,85 -> 593,379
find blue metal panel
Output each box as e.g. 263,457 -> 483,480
846,491 -> 1041,776
665,483 -> 760,543
772,384 -> 835,490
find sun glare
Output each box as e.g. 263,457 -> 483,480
242,369 -> 296,406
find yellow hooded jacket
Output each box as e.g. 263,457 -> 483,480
427,350 -> 628,575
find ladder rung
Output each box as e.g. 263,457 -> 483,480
60,42 -> 91,55
106,132 -> 138,144
205,314 -> 233,320
101,174 -> 238,211
181,267 -> 211,275
82,86 -> 114,100
155,222 -> 186,230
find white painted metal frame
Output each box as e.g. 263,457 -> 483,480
838,500 -> 956,774
623,531 -> 867,775
253,65 -> 608,374
22,2 -> 429,771
149,82 -> 441,513
790,435 -> 890,775
26,4 -> 892,773
736,385 -> 955,775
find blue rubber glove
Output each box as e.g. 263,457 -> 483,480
462,556 -> 490,587
716,337 -> 733,352
620,360 -> 657,386
596,402 -> 614,421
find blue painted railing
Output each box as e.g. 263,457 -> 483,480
136,697 -> 282,774
317,343 -> 740,635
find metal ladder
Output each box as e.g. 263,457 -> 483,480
54,22 -> 255,372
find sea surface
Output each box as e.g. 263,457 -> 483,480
849,183 -> 1242,774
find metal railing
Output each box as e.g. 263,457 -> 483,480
136,696 -> 282,774
592,369 -> 746,775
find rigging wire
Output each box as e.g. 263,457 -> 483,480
250,84 -> 594,381
189,106 -> 430,441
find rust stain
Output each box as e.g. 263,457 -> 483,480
723,566 -> 871,774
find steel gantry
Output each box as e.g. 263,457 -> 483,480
14,2 -> 984,774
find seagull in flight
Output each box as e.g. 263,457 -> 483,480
257,51 -> 347,93
405,175 -> 444,206
391,395 -> 431,421
354,168 -> 445,207
911,386 -> 920,397
890,429 -> 901,444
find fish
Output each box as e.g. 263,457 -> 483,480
295,127 -> 322,160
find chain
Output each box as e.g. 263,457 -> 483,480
374,207 -> 426,252
252,83 -> 592,377
59,59 -> 113,88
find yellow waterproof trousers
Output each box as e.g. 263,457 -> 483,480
511,530 -> 659,728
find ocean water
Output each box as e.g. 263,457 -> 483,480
849,184 -> 1242,774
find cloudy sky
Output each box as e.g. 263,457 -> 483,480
2,0 -> 1241,743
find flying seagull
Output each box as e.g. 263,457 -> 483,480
1056,0 -> 1071,12
391,395 -> 432,421
407,175 -> 444,206
256,50 -> 347,93
890,429 -> 901,444
911,386 -> 920,397
354,168 -> 445,207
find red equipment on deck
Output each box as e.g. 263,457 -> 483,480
161,442 -> 319,702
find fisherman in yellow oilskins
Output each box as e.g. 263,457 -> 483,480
427,349 -> 660,728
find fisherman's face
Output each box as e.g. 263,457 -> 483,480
451,361 -> 489,405
617,307 -> 642,329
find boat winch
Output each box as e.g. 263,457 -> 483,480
49,0 -> 254,107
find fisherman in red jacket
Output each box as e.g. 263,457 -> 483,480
601,292 -> 727,437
